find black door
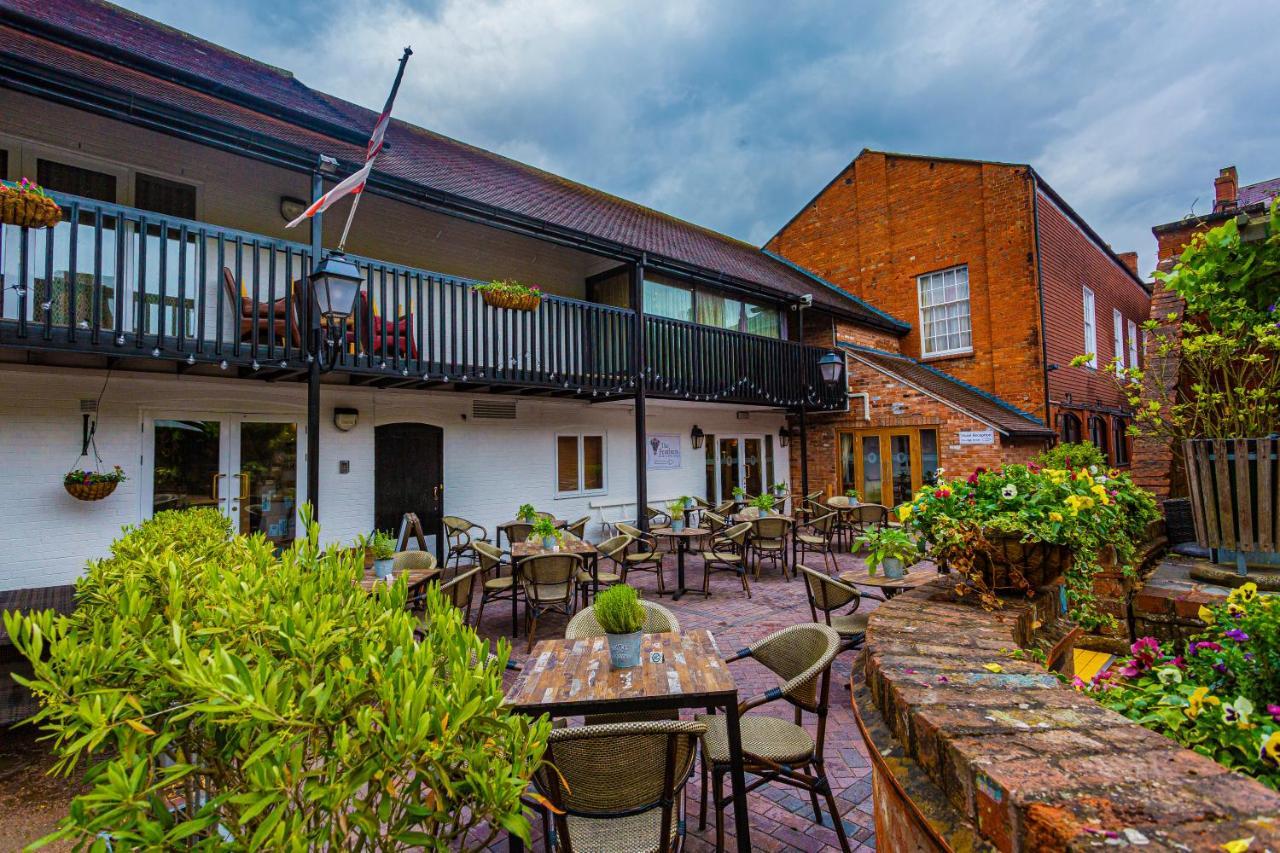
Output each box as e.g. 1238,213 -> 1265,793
375,422 -> 444,561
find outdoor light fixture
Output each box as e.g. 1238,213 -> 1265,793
818,351 -> 844,387
690,425 -> 705,449
333,407 -> 359,432
778,425 -> 791,448
279,196 -> 306,224
308,252 -> 363,371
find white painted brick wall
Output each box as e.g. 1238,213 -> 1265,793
0,365 -> 786,591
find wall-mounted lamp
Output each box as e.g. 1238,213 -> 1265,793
690,425 -> 705,450
279,196 -> 307,224
333,407 -> 359,432
818,351 -> 844,387
777,425 -> 791,448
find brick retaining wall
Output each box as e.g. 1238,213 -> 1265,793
857,578 -> 1280,851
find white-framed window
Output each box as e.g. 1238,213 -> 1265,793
917,265 -> 972,357
555,433 -> 606,496
1082,286 -> 1097,368
1127,319 -> 1139,368
1112,308 -> 1125,374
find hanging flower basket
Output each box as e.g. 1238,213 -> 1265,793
972,532 -> 1073,591
473,280 -> 542,311
1,179 -> 64,229
64,466 -> 127,502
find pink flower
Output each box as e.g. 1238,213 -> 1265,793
934,488 -> 951,499
967,467 -> 986,485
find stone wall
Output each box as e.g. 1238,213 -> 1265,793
856,578 -> 1280,852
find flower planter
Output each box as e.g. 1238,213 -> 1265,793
1,192 -> 62,229
480,289 -> 541,312
541,535 -> 558,550
882,557 -> 906,579
973,533 -> 1073,591
373,557 -> 395,579
64,480 -> 119,501
1182,438 -> 1279,558
671,518 -> 684,532
606,630 -> 643,669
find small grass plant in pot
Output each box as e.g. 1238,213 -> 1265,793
594,583 -> 646,669
531,516 -> 560,551
855,526 -> 918,578
749,493 -> 776,517
365,531 -> 396,578
667,499 -> 687,531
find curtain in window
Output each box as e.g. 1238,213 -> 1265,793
644,279 -> 692,322
744,303 -> 781,338
696,291 -> 742,330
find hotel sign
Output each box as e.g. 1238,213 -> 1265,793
958,428 -> 995,446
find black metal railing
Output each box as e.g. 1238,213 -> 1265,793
0,192 -> 845,409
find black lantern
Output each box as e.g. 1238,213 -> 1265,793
818,351 -> 844,387
309,252 -> 363,327
778,425 -> 791,448
690,425 -> 705,449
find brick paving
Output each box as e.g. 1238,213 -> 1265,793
475,546 -> 899,852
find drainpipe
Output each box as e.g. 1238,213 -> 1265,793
632,256 -> 648,530
1029,170 -> 1053,440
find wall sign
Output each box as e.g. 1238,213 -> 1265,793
646,434 -> 682,469
958,428 -> 996,446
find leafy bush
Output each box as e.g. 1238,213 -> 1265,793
899,462 -> 1159,629
1083,583 -> 1280,790
367,530 -> 396,560
5,508 -> 549,851
593,584 -> 645,635
1034,442 -> 1107,473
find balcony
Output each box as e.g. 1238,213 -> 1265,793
0,192 -> 846,410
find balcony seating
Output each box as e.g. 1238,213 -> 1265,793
221,267 -> 300,346
347,291 -> 417,359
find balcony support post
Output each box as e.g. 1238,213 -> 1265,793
796,303 -> 810,500
306,168 -> 324,520
632,257 -> 648,531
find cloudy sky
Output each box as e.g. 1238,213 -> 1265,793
122,0 -> 1279,275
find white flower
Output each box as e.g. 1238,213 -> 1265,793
1089,465 -> 1099,475
1223,696 -> 1254,726
1156,667 -> 1182,685
1001,484 -> 1018,499
1096,474 -> 1109,484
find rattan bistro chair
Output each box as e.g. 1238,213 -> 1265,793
566,599 -> 679,639
473,540 -> 517,629
712,499 -> 735,515
442,515 -> 487,571
615,522 -> 668,594
795,511 -> 839,575
848,504 -> 890,541
576,533 -> 630,609
797,565 -> 868,657
565,515 -> 591,541
644,505 -> 673,529
700,521 -> 753,599
437,564 -> 483,626
533,721 -> 706,853
697,624 -> 850,853
394,550 -> 438,611
518,552 -> 581,652
503,522 -> 535,548
749,516 -> 792,580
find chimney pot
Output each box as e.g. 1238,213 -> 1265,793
1116,251 -> 1140,277
1214,166 -> 1239,212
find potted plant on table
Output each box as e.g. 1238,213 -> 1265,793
472,279 -> 542,311
854,526 -> 918,579
364,531 -> 396,578
731,486 -> 746,504
64,465 -> 127,502
749,493 -> 776,517
516,503 -> 538,523
667,499 -> 688,532
594,583 -> 647,669
773,481 -> 788,498
531,517 -> 560,551
844,488 -> 861,504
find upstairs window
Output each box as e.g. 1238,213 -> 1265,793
1112,308 -> 1125,374
1082,286 -> 1097,368
36,158 -> 117,203
1127,319 -> 1139,369
917,265 -> 971,357
135,173 -> 197,219
644,278 -> 693,323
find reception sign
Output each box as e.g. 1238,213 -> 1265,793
646,434 -> 682,469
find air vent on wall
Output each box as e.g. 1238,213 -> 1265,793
472,399 -> 518,420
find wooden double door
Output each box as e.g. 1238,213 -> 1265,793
838,427 -> 939,508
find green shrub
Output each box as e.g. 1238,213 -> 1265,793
593,584 -> 645,635
5,507 -> 549,851
748,493 -> 776,513
516,503 -> 537,523
1033,441 -> 1107,473
530,517 -> 559,541
854,526 -> 918,574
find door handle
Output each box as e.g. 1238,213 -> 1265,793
433,483 -> 442,500
235,473 -> 250,501
212,473 -> 226,500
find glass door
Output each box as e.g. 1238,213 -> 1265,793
144,414 -> 302,547
838,428 -> 938,508
715,434 -> 768,500
888,433 -> 916,507
742,437 -> 764,497
716,437 -> 740,502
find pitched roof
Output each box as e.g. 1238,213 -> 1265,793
840,343 -> 1054,438
0,0 -> 903,331
1239,177 -> 1280,209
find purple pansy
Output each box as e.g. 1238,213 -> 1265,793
1224,628 -> 1250,643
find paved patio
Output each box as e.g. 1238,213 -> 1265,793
477,545 -> 900,853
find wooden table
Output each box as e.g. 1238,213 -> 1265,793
359,565 -> 439,599
651,526 -> 709,601
505,629 -> 753,853
839,565 -> 937,599
509,538 -> 598,638
496,518 -> 566,548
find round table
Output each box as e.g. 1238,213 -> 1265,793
651,526 -> 709,601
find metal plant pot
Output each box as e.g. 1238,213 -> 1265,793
607,630 -> 644,669
1183,438 -> 1279,557
373,558 -> 395,579
882,557 -> 906,579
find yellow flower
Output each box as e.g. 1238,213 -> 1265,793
897,503 -> 913,522
983,663 -> 1003,673
1227,602 -> 1246,618
1261,731 -> 1280,766
1045,468 -> 1069,485
1187,686 -> 1220,720
1229,582 -> 1258,604
1049,511 -> 1064,522
1221,838 -> 1254,853
1198,605 -> 1216,624
1064,495 -> 1095,515
1091,484 -> 1107,497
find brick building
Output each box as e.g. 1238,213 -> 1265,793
767,150 -> 1151,500
1135,166 -> 1280,501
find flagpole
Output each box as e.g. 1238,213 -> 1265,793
337,46 -> 413,253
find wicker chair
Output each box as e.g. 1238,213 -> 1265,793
393,550 -> 438,611
576,533 -> 630,609
473,540 -> 517,629
615,522 -> 667,594
565,515 -> 591,541
700,521 -> 753,598
702,510 -> 728,543
503,521 -> 535,548
565,599 -> 679,639
442,515 -> 487,571
713,499 -> 736,515
749,516 -> 792,580
795,511 -> 839,575
644,505 -> 673,529
797,565 -> 868,657
533,721 -> 706,853
697,624 -> 849,853
437,564 -> 483,626
518,553 -> 581,651
848,504 -> 890,545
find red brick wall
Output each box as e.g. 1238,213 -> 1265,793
806,311 -> 902,353
792,355 -> 1047,498
766,151 -> 1047,421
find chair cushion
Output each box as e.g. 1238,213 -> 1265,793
624,552 -> 663,563
564,806 -> 680,853
829,612 -> 871,636
700,551 -> 741,563
696,713 -> 816,765
797,534 -> 827,546
754,541 -> 785,551
483,576 -> 514,592
578,570 -> 622,585
526,582 -> 572,602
